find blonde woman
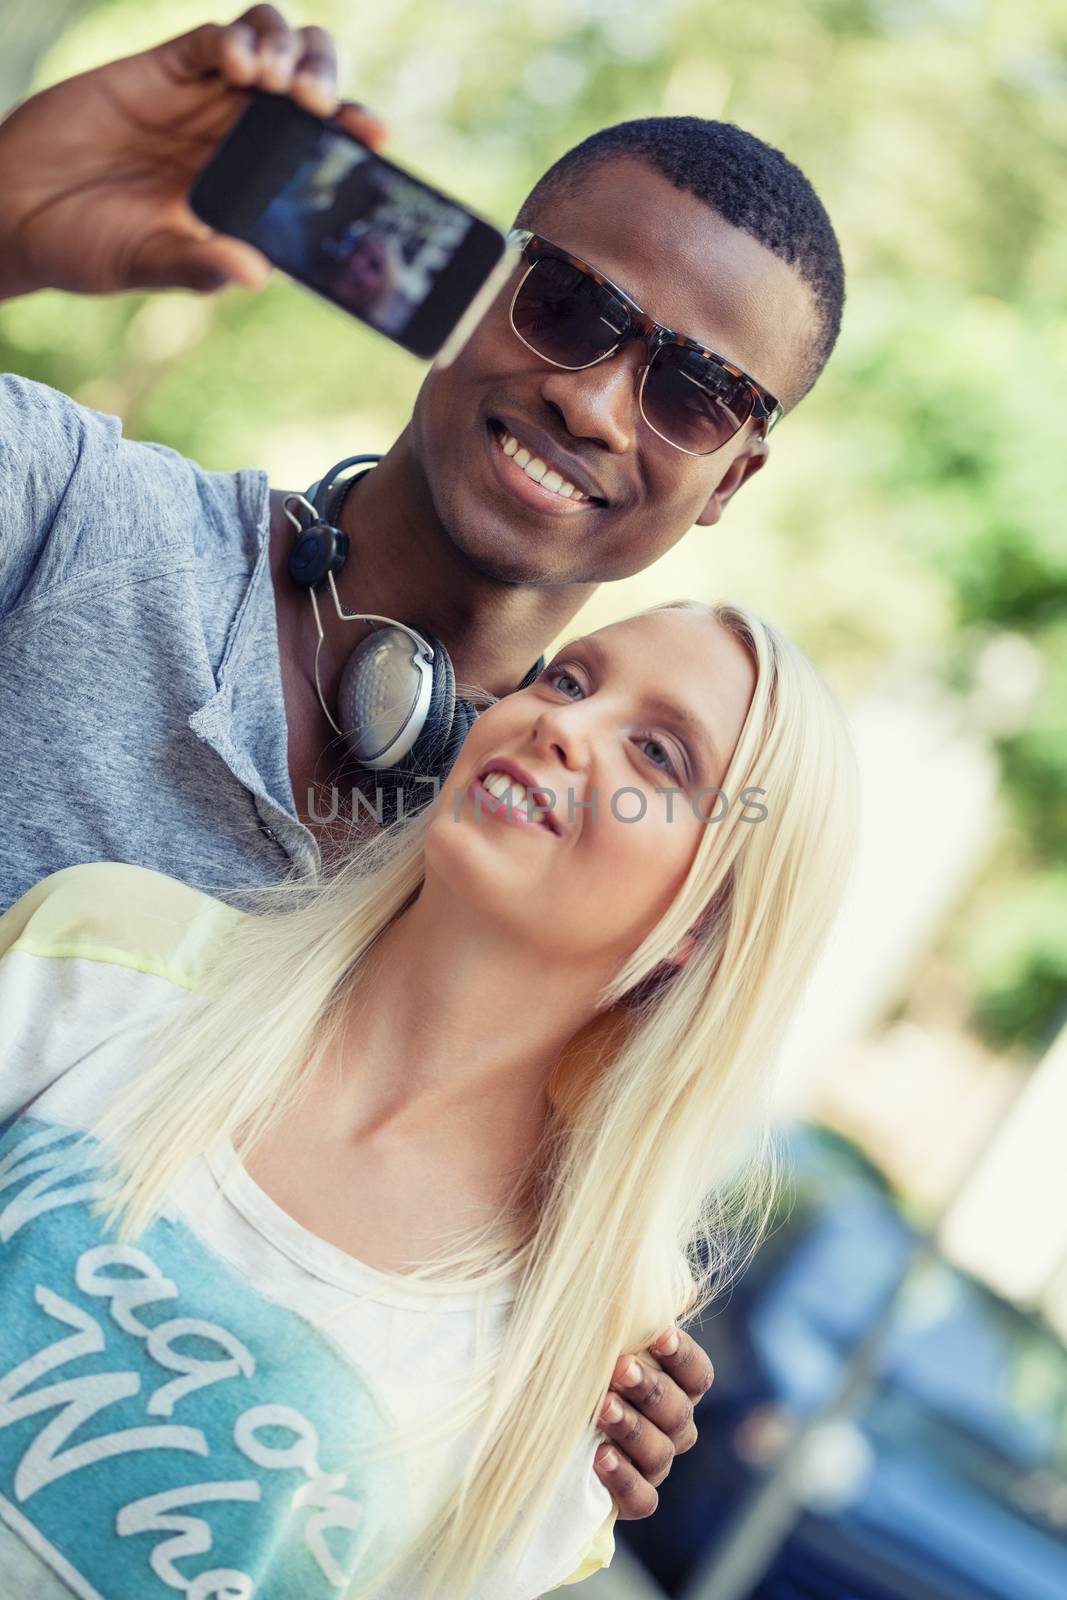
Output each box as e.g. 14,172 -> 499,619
0,598 -> 859,1600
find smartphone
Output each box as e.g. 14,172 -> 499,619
189,91 -> 516,364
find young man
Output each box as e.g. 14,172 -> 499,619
0,6 -> 844,1530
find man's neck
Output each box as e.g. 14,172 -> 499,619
329,425 -> 597,697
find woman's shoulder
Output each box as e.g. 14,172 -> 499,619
0,860 -> 244,993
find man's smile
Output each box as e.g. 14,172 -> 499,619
485,418 -> 609,517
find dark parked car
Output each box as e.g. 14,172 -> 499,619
617,1126 -> 1067,1600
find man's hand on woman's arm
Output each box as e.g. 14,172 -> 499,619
595,1326 -> 714,1519
0,4 -> 387,303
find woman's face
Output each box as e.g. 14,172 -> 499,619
425,608 -> 757,981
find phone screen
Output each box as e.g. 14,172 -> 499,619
190,94 -> 508,359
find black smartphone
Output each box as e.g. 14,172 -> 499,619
189,91 -> 516,364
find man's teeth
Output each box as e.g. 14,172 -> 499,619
481,770 -> 553,826
496,428 -> 592,501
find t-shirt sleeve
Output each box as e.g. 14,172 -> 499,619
0,860 -> 241,1124
544,1508 -> 617,1589
0,372 -> 266,624
0,373 -> 117,617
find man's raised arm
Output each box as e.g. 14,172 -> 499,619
0,4 -> 388,305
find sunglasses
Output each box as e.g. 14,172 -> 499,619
506,227 -> 783,457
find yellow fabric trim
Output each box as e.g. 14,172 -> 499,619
0,861 -> 243,990
546,1509 -> 617,1589
2,937 -> 206,993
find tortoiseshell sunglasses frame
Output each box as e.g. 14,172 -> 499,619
505,227 -> 783,456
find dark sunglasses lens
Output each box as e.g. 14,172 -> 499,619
644,344 -> 756,454
512,256 -> 629,367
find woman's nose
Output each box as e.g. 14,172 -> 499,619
532,701 -> 592,775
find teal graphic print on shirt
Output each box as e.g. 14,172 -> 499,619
0,1117 -> 404,1600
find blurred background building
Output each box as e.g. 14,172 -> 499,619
2,1 -> 1064,1595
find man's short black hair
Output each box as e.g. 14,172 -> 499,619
513,117 -> 845,410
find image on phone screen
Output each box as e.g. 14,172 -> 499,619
190,94 -> 510,360
253,128 -> 474,337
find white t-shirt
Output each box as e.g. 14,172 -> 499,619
0,862 -> 616,1600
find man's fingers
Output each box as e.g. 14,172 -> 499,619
647,1326 -> 716,1404
233,4 -> 298,55
230,5 -> 300,94
216,23 -> 261,89
129,226 -> 272,293
593,1441 -> 658,1520
601,1360 -> 687,1480
159,21 -> 246,86
593,1335 -> 713,1520
335,101 -> 389,149
158,13 -> 382,137
292,26 -> 340,114
190,235 -> 272,292
161,13 -> 300,97
610,1349 -> 697,1449
596,1390 -> 682,1488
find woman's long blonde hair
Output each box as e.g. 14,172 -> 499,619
88,599 -> 861,1598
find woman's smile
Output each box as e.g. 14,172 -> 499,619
467,776 -> 560,835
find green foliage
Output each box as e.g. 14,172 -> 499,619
949,865 -> 1067,1052
2,0 -> 1065,1055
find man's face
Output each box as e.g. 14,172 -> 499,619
410,155 -> 816,587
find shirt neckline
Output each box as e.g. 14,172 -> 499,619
206,1138 -> 521,1312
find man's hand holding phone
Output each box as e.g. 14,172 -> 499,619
0,4 -> 387,302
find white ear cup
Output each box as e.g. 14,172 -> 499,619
296,453 -> 543,794
335,627 -> 436,768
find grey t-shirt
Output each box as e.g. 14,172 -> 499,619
0,374 -> 322,913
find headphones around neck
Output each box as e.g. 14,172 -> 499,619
284,454 -> 545,822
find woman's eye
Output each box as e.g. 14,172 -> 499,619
543,665 -> 584,699
637,735 -> 680,777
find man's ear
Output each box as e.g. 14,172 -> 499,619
695,439 -> 769,528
